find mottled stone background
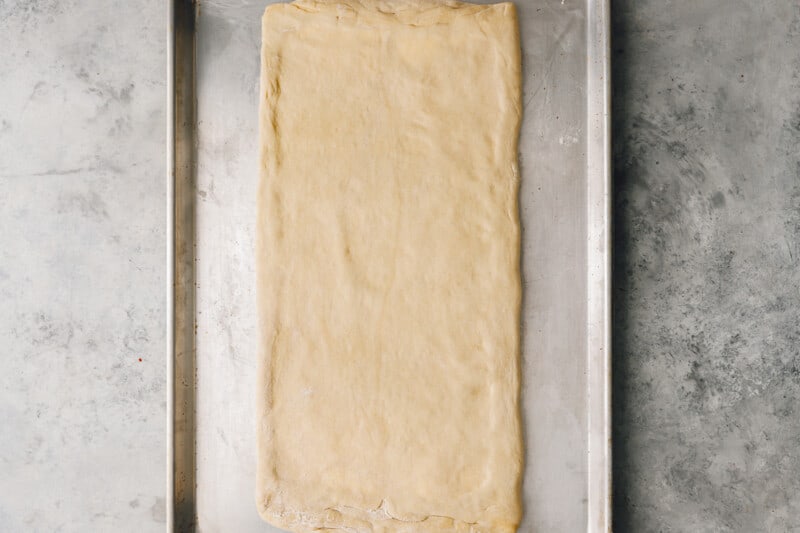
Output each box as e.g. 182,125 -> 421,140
0,1 -> 165,532
1,0 -> 800,531
613,1 -> 800,531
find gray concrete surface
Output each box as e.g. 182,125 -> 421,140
0,1 -> 166,531
612,1 -> 800,531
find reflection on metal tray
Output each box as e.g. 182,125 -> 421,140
167,0 -> 610,531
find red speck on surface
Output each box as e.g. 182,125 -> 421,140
138,358 -> 143,362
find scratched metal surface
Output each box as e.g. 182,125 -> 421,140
170,0 -> 610,531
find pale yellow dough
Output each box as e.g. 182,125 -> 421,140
256,1 -> 522,531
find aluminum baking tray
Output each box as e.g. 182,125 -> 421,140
167,0 -> 610,531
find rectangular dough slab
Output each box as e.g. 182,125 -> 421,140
256,1 -> 522,531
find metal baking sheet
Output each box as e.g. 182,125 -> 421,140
167,0 -> 610,531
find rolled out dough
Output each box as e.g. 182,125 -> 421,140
256,1 -> 522,531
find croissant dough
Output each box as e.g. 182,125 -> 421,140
256,1 -> 523,531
